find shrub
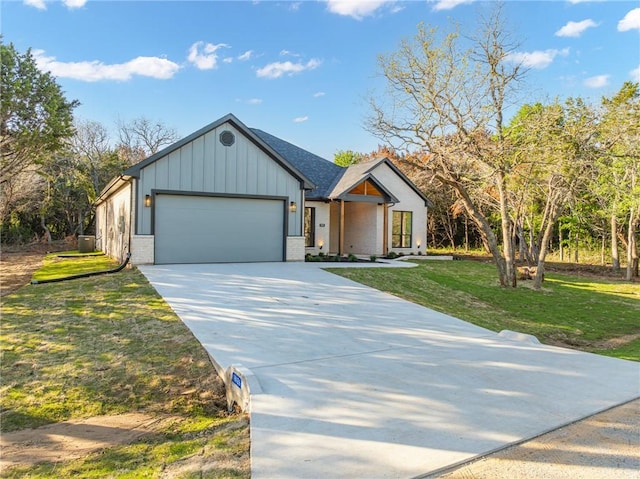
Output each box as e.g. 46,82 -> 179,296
387,251 -> 398,259
348,254 -> 358,262
370,255 -> 377,262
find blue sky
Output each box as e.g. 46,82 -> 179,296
3,0 -> 639,160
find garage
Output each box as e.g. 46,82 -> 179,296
154,194 -> 286,264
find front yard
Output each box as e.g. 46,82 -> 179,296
1,253 -> 250,478
2,252 -> 638,477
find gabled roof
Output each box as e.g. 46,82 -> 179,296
115,113 -> 431,207
123,113 -> 315,190
251,128 -> 344,200
330,157 -> 432,207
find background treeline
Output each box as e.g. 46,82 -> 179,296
2,32 -> 638,283
1,41 -> 178,246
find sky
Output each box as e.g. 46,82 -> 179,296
3,0 -> 639,160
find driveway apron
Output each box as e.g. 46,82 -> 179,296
138,263 -> 640,479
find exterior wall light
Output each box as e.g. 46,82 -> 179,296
144,195 -> 152,207
318,240 -> 324,250
289,201 -> 297,212
417,241 -> 421,248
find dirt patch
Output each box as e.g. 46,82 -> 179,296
455,253 -> 635,281
0,413 -> 171,471
1,242 -> 71,297
431,399 -> 640,479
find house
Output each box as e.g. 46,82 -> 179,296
95,113 -> 430,265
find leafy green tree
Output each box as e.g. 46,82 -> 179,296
334,150 -> 363,167
1,40 -> 78,240
0,40 -> 78,184
598,82 -> 640,279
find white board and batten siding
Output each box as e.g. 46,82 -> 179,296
135,123 -> 302,237
123,121 -> 307,264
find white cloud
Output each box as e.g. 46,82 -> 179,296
293,116 -> 309,123
33,50 -> 180,82
555,19 -> 597,37
63,0 -> 87,8
431,0 -> 474,12
325,0 -> 393,20
24,0 -> 88,10
506,48 -> 570,69
630,65 -> 640,82
238,50 -> 254,61
247,98 -> 263,105
584,74 -> 609,88
280,49 -> 301,57
187,41 -> 229,70
313,91 -> 326,98
618,8 -> 640,32
24,0 -> 46,10
256,59 -> 322,79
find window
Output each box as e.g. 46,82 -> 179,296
392,211 -> 412,248
304,207 -> 315,247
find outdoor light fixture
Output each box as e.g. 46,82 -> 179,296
144,195 -> 152,207
289,201 -> 297,212
417,241 -> 421,248
318,240 -> 324,250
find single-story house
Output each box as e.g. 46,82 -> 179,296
95,113 -> 431,265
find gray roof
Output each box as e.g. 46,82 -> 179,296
328,157 -> 387,198
252,128 -> 431,206
113,113 -> 429,206
123,113 -> 315,190
251,129 -> 345,200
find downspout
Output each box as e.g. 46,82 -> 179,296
339,200 -> 345,256
31,253 -> 131,285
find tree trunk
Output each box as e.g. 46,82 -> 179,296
464,216 -> 469,252
574,230 -> 579,263
533,205 -> 561,290
559,225 -> 564,262
40,214 -> 52,245
626,207 -> 639,280
498,178 -> 517,287
611,214 -> 620,272
450,180 -> 510,286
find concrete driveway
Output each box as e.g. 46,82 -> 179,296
138,262 -> 640,479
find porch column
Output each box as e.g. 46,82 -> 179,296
339,200 -> 345,255
383,203 -> 388,255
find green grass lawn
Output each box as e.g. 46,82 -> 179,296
328,259 -> 640,361
1,253 -> 249,478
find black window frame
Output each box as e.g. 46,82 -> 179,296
304,207 -> 315,247
392,210 -> 412,248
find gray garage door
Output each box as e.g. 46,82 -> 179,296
155,194 -> 285,264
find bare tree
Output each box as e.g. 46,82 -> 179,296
117,117 -> 179,165
366,3 -> 525,286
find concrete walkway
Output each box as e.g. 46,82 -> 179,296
138,262 -> 640,479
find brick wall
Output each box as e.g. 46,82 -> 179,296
131,235 -> 154,265
286,236 -> 305,261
